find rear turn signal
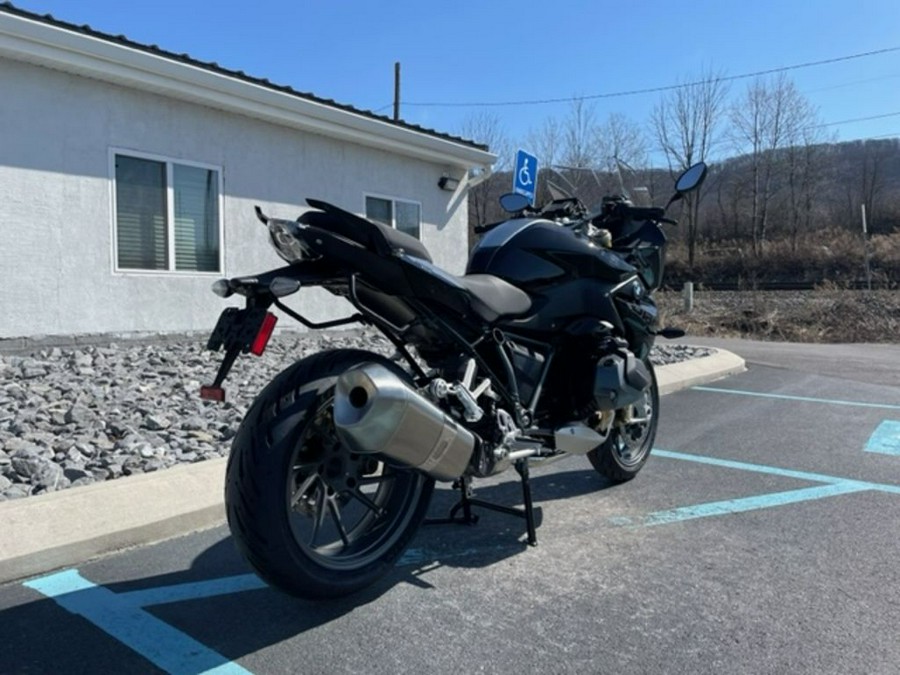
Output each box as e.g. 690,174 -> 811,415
250,312 -> 278,356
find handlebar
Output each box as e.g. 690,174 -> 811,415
630,206 -> 677,226
624,206 -> 665,221
596,203 -> 678,227
474,200 -> 677,238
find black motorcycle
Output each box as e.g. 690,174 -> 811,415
202,162 -> 707,599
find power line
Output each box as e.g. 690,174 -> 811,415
813,111 -> 900,127
404,46 -> 900,108
804,72 -> 900,93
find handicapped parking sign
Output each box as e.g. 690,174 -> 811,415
513,149 -> 538,206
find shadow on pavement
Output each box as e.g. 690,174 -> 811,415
6,467 -> 614,673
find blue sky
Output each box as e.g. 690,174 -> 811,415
13,0 -> 900,163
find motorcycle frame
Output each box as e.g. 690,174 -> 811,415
208,193 -> 668,445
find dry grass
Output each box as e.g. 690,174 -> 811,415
657,286 -> 900,343
664,231 -> 900,288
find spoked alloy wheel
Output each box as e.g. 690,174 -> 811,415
287,398 -> 424,572
225,350 -> 434,600
586,360 -> 659,483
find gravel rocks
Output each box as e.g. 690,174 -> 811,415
650,342 -> 714,365
0,330 -> 711,501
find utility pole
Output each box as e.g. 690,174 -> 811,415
393,62 -> 401,121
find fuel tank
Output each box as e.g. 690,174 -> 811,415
467,218 -> 639,335
467,218 -> 637,287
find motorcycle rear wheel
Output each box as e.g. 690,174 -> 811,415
586,360 -> 658,483
225,349 -> 434,600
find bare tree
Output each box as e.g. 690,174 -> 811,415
858,140 -> 892,232
785,112 -> 831,250
596,113 -> 647,168
729,73 -> 813,254
651,69 -> 728,266
525,115 -> 563,168
834,139 -> 896,239
528,98 -> 603,169
594,113 -> 649,196
525,100 -> 606,202
459,110 -> 512,165
561,98 -> 600,168
458,111 -> 512,232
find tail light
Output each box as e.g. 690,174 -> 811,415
250,312 -> 278,356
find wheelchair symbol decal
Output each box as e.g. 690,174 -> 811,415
518,159 -> 533,187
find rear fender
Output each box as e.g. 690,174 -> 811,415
300,226 -> 415,296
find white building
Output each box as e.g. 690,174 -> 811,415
0,5 -> 495,340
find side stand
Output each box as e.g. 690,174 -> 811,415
425,459 -> 538,546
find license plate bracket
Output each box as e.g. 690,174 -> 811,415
207,307 -> 269,353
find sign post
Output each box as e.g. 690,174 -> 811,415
513,149 -> 538,206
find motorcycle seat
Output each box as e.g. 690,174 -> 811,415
396,253 -> 532,323
302,200 -> 530,323
456,274 -> 532,323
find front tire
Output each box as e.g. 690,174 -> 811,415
225,349 -> 434,600
586,360 -> 659,483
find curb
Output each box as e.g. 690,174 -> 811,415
0,348 -> 744,586
655,348 -> 746,396
0,458 -> 227,585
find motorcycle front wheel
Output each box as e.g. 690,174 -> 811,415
225,349 -> 434,600
586,360 -> 659,483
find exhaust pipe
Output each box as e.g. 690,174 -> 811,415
333,363 -> 475,481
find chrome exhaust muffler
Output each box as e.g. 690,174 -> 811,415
333,363 -> 475,481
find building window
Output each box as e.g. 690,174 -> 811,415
365,195 -> 421,240
113,152 -> 222,273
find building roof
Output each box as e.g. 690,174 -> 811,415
0,2 -> 495,169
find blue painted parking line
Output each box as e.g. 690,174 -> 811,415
694,386 -> 900,459
614,482 -> 869,528
22,542 -> 526,674
118,573 -> 267,607
653,449 -> 900,493
612,449 -> 900,528
692,386 -> 900,411
865,420 -> 900,456
25,569 -> 254,674
398,543 -> 523,566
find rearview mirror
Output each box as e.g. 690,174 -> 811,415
499,192 -> 531,213
674,162 -> 708,194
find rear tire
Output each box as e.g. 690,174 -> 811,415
225,349 -> 434,600
586,360 -> 658,483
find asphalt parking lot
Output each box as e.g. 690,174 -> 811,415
3,346 -> 900,674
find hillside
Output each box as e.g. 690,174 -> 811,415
469,138 -> 900,287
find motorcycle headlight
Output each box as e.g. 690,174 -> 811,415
267,219 -> 315,263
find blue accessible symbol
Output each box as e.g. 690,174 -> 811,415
865,420 -> 900,455
513,149 -> 538,206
